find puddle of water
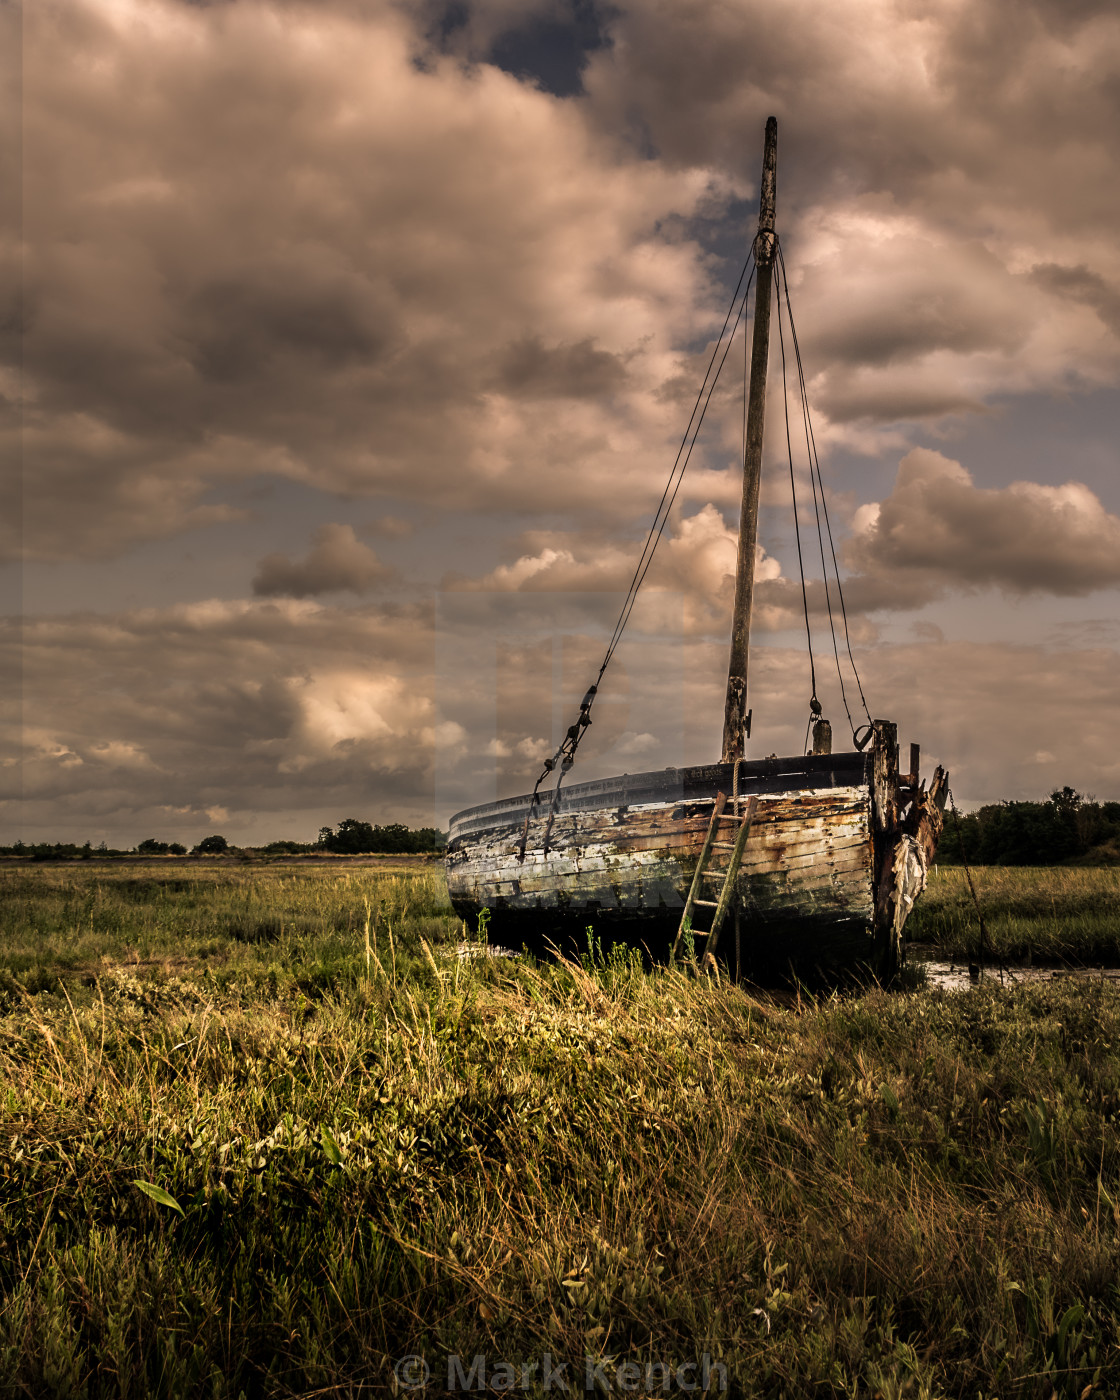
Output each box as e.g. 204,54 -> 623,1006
906,945 -> 1120,993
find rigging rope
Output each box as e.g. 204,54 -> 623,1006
773,258 -> 819,733
775,241 -> 873,741
518,247 -> 759,859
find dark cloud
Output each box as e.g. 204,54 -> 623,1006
12,0 -> 1120,572
800,241 -> 1031,370
581,0 -> 1120,221
252,523 -> 394,597
11,0 -> 715,561
576,0 -> 1120,432
496,336 -> 629,398
183,267 -> 399,383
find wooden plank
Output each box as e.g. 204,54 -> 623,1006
508,791 -> 869,853
457,846 -> 874,917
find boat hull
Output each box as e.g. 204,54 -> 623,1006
448,753 -> 885,973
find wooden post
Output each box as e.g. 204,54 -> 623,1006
812,719 -> 832,755
908,742 -> 920,787
870,719 -> 901,978
722,117 -> 778,764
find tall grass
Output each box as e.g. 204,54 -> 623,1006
2,864 -> 1119,1396
0,860 -> 454,995
908,865 -> 1120,963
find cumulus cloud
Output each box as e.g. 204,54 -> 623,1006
17,0 -> 1118,568
252,523 -> 394,597
579,0 -> 1120,435
845,448 -> 1120,602
442,502 -> 786,635
5,591 -> 1120,843
743,449 -> 1120,632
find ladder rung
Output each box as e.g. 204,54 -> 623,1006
693,898 -> 720,907
711,840 -> 739,849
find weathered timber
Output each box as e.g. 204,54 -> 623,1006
447,763 -> 875,943
446,739 -> 947,976
722,115 -> 778,765
870,720 -> 902,975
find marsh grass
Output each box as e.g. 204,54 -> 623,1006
907,865 -> 1120,964
2,863 -> 1120,1397
0,860 -> 453,995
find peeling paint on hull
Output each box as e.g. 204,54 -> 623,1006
446,746 -> 947,976
447,786 -> 873,926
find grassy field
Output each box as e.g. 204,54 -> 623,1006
2,862 -> 1120,1397
907,864 -> 1120,965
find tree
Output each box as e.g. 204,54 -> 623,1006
194,834 -> 229,855
320,818 -> 377,854
317,819 -> 447,854
138,838 -> 170,855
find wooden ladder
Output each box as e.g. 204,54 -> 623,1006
671,793 -> 758,968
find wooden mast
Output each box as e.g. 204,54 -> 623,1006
722,116 -> 777,764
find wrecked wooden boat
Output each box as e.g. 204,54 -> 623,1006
445,118 -> 947,979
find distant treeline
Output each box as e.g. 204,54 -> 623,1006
0,822 -> 447,860
939,787 -> 1120,867
315,819 -> 446,854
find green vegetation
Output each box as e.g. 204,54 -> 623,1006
316,818 -> 446,854
2,864 -> 1120,1396
0,862 -> 451,994
940,787 -> 1120,867
908,864 -> 1120,964
138,839 -> 189,856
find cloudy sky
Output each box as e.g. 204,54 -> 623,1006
4,0 -> 1120,846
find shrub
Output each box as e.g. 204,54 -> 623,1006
193,834 -> 230,856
